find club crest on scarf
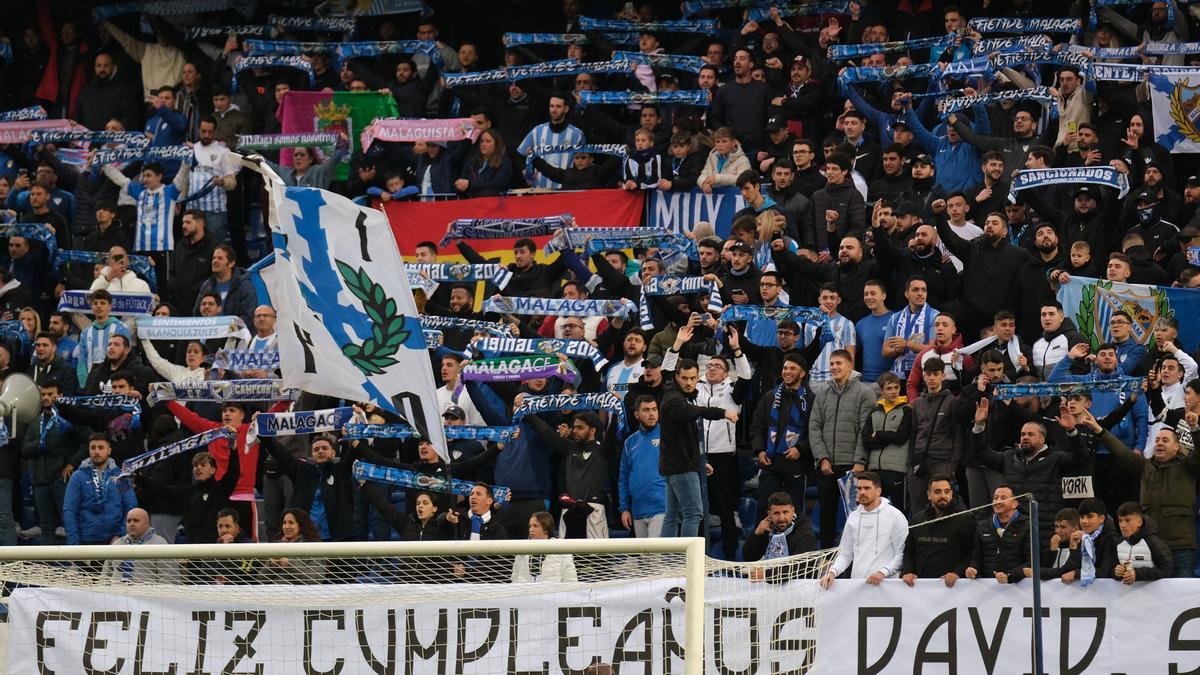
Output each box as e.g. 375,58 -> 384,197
1167,77 -> 1200,144
536,339 -> 564,356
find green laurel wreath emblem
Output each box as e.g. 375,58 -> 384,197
1077,282 -> 1099,348
336,261 -> 410,375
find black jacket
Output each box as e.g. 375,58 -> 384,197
530,155 -> 619,190
528,416 -> 609,502
458,242 -> 567,298
1116,515 -> 1174,581
663,151 -> 705,192
658,383 -> 729,475
262,437 -> 358,541
134,443 -> 239,544
971,428 -> 1091,549
742,518 -> 819,579
902,499 -> 976,578
171,234 -> 216,314
970,510 -> 1031,582
935,221 -> 1030,325
362,482 -> 451,542
1041,516 -> 1120,582
28,356 -> 78,396
20,408 -> 89,486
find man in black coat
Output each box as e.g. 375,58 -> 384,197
743,491 -> 817,582
659,360 -> 738,538
902,474 -> 976,586
445,483 -> 512,582
458,238 -> 569,299
260,435 -> 358,542
970,397 -> 1090,549
966,484 -> 1031,584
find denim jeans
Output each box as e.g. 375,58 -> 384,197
662,472 -> 703,538
0,479 -> 17,547
33,480 -> 67,545
1173,548 -> 1195,578
205,211 -> 230,245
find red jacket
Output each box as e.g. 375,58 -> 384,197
166,400 -> 289,500
906,334 -> 973,401
34,0 -> 89,118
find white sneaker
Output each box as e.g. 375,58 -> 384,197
17,526 -> 41,540
55,527 -> 66,539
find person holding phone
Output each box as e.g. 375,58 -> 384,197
717,241 -> 762,306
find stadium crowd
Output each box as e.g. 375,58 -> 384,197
0,0 -> 1199,587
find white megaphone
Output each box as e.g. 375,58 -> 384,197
0,374 -> 42,436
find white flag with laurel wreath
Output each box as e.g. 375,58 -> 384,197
1150,70 -> 1200,153
244,158 -> 447,459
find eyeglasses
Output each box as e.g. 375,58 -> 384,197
759,282 -> 780,287
706,362 -> 727,370
1109,319 -> 1130,325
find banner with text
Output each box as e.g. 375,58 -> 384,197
644,186 -> 745,240
382,189 -> 643,257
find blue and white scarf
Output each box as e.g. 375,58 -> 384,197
444,60 -> 632,88
828,35 -> 956,61
446,425 -> 518,442
1090,0 -> 1172,29
837,63 -> 941,85
533,143 -> 628,161
1081,523 -> 1103,586
719,304 -> 829,328
0,223 -> 58,263
1093,62 -> 1197,82
991,377 -> 1143,401
244,39 -> 337,56
57,394 -> 140,414
639,275 -> 723,330
578,17 -> 716,32
57,291 -> 152,317
187,25 -> 274,40
267,15 -> 356,33
342,422 -> 421,439
423,330 -> 443,349
764,522 -> 796,560
512,391 -> 626,430
232,55 -> 315,92
483,295 -> 637,320
255,407 -> 353,437
213,348 -> 280,372
136,316 -> 250,342
502,33 -> 638,47
54,250 -> 157,292
611,51 -> 706,73
119,427 -> 234,478
889,304 -> 933,376
475,336 -> 609,370
351,460 -> 511,504
0,321 -> 29,345
682,0 -> 753,15
0,106 -> 47,122
574,228 -> 697,259
31,130 -> 149,147
1010,167 -> 1130,200
1145,41 -> 1200,55
989,50 -> 1092,79
236,133 -> 340,152
147,379 -> 298,406
939,86 -> 1058,119
93,0 -> 234,21
336,41 -> 442,65
941,56 -> 995,79
404,263 -> 513,290
973,35 -> 1054,56
578,90 -> 709,107
969,17 -> 1082,34
419,314 -> 509,337
91,144 -> 194,168
766,383 -> 807,457
748,1 -> 848,21
1065,44 -> 1142,59
1186,245 -> 1200,266
440,214 -> 572,247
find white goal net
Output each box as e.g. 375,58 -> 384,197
0,539 -> 835,675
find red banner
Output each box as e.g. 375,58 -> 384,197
382,189 -> 645,260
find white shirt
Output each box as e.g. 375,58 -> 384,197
829,498 -> 908,579
436,383 -> 486,427
941,221 -> 982,272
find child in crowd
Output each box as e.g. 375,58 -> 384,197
1114,501 -> 1173,582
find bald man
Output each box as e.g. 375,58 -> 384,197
102,508 -> 178,582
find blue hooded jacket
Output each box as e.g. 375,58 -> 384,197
466,379 -> 554,502
1049,358 -> 1148,453
63,458 -> 136,545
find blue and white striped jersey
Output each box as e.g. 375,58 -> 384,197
518,122 -> 585,189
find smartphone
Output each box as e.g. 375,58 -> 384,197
1067,120 -> 1079,134
731,289 -> 747,299
16,169 -> 26,179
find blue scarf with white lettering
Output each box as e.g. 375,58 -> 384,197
639,275 -> 723,330
404,263 -> 513,290
119,428 -> 234,477
612,51 -> 706,73
475,336 -> 609,370
748,1 -> 848,21
532,143 -> 629,161
578,16 -> 716,32
351,460 -> 511,504
828,35 -> 957,61
440,215 -> 572,247
419,314 -> 510,337
0,106 -> 47,122
232,56 -> 314,92
837,63 -> 941,85
0,223 -> 58,264
255,407 -> 353,437
266,15 -> 356,33
187,25 -> 274,41
483,295 -> 637,320
1010,167 -> 1130,200
512,392 -> 626,431
969,17 -> 1082,33
991,377 -> 1143,401
578,91 -> 709,107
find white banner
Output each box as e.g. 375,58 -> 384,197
13,578 -> 1200,673
247,159 -> 447,460
8,578 -> 819,674
815,579 -> 1200,673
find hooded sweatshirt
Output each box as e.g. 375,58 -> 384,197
828,497 -> 909,578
